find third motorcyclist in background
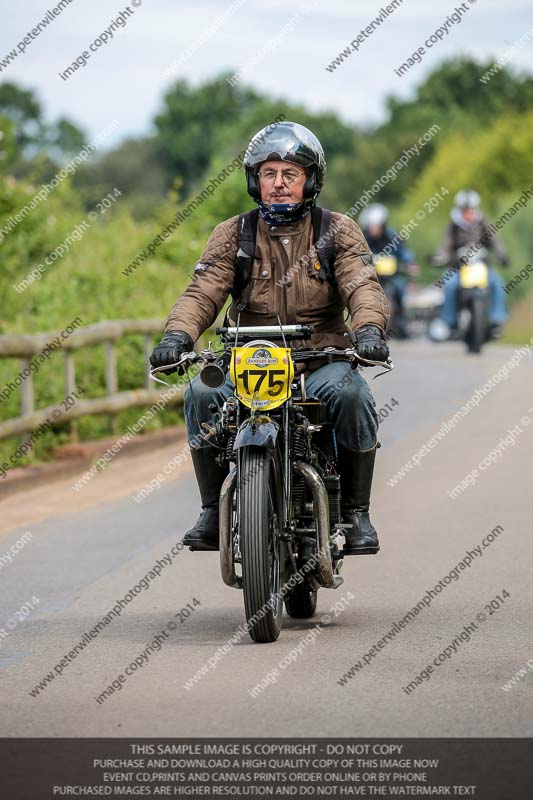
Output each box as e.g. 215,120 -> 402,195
432,189 -> 509,339
359,203 -> 417,339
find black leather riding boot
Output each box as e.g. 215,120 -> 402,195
338,446 -> 380,555
183,448 -> 226,551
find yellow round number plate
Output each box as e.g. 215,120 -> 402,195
230,346 -> 294,411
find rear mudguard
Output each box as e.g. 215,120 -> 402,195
233,418 -> 279,450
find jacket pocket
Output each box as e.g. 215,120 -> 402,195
245,258 -> 272,313
297,259 -> 334,311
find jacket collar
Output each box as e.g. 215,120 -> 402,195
258,212 -> 312,237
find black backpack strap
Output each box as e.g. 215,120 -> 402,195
231,208 -> 259,312
311,206 -> 336,285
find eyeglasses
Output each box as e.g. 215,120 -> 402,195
257,167 -> 306,185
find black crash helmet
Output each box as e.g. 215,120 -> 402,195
244,121 -> 326,206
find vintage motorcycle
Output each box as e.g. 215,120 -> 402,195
456,249 -> 491,354
374,255 -> 409,339
430,248 -> 492,354
151,324 -> 391,643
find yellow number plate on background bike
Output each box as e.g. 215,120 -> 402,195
230,346 -> 294,411
459,262 -> 489,288
374,256 -> 397,276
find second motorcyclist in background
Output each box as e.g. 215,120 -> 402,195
432,189 -> 509,338
359,204 -> 417,339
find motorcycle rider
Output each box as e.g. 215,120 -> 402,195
433,189 -> 508,337
150,121 -> 390,555
359,203 -> 416,338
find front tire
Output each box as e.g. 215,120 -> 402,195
467,294 -> 485,354
384,280 -> 408,339
240,447 -> 284,643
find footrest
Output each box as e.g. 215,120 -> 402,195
341,545 -> 380,557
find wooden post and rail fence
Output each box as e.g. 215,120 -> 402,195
0,319 -> 189,447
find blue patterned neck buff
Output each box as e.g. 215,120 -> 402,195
258,202 -> 310,226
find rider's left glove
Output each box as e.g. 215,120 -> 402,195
150,330 -> 194,375
350,325 -> 389,362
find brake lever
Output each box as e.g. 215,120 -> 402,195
149,351 -> 197,386
352,351 -> 394,370
346,347 -> 393,379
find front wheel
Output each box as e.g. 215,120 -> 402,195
240,446 -> 284,643
466,294 -> 486,354
384,280 -> 408,339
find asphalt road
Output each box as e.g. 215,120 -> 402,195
1,340 -> 532,737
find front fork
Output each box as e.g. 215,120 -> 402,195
281,403 -> 297,574
218,402 -> 342,590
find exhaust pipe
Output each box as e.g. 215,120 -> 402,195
219,467 -> 241,589
293,461 -> 343,589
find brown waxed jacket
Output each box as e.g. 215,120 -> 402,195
165,210 -> 389,352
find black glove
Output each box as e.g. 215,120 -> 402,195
350,325 -> 389,362
498,255 -> 509,268
149,330 -> 194,375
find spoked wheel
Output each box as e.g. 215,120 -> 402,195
467,294 -> 486,354
384,282 -> 399,337
240,446 -> 284,643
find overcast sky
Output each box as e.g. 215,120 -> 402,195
2,0 -> 533,147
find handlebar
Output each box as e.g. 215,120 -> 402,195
149,345 -> 393,385
215,324 -> 315,342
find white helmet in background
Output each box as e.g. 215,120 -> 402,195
359,203 -> 389,230
452,189 -> 482,227
454,189 -> 481,210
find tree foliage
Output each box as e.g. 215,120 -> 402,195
1,56 -> 533,460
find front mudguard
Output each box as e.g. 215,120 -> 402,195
233,418 -> 280,450
459,286 -> 489,306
